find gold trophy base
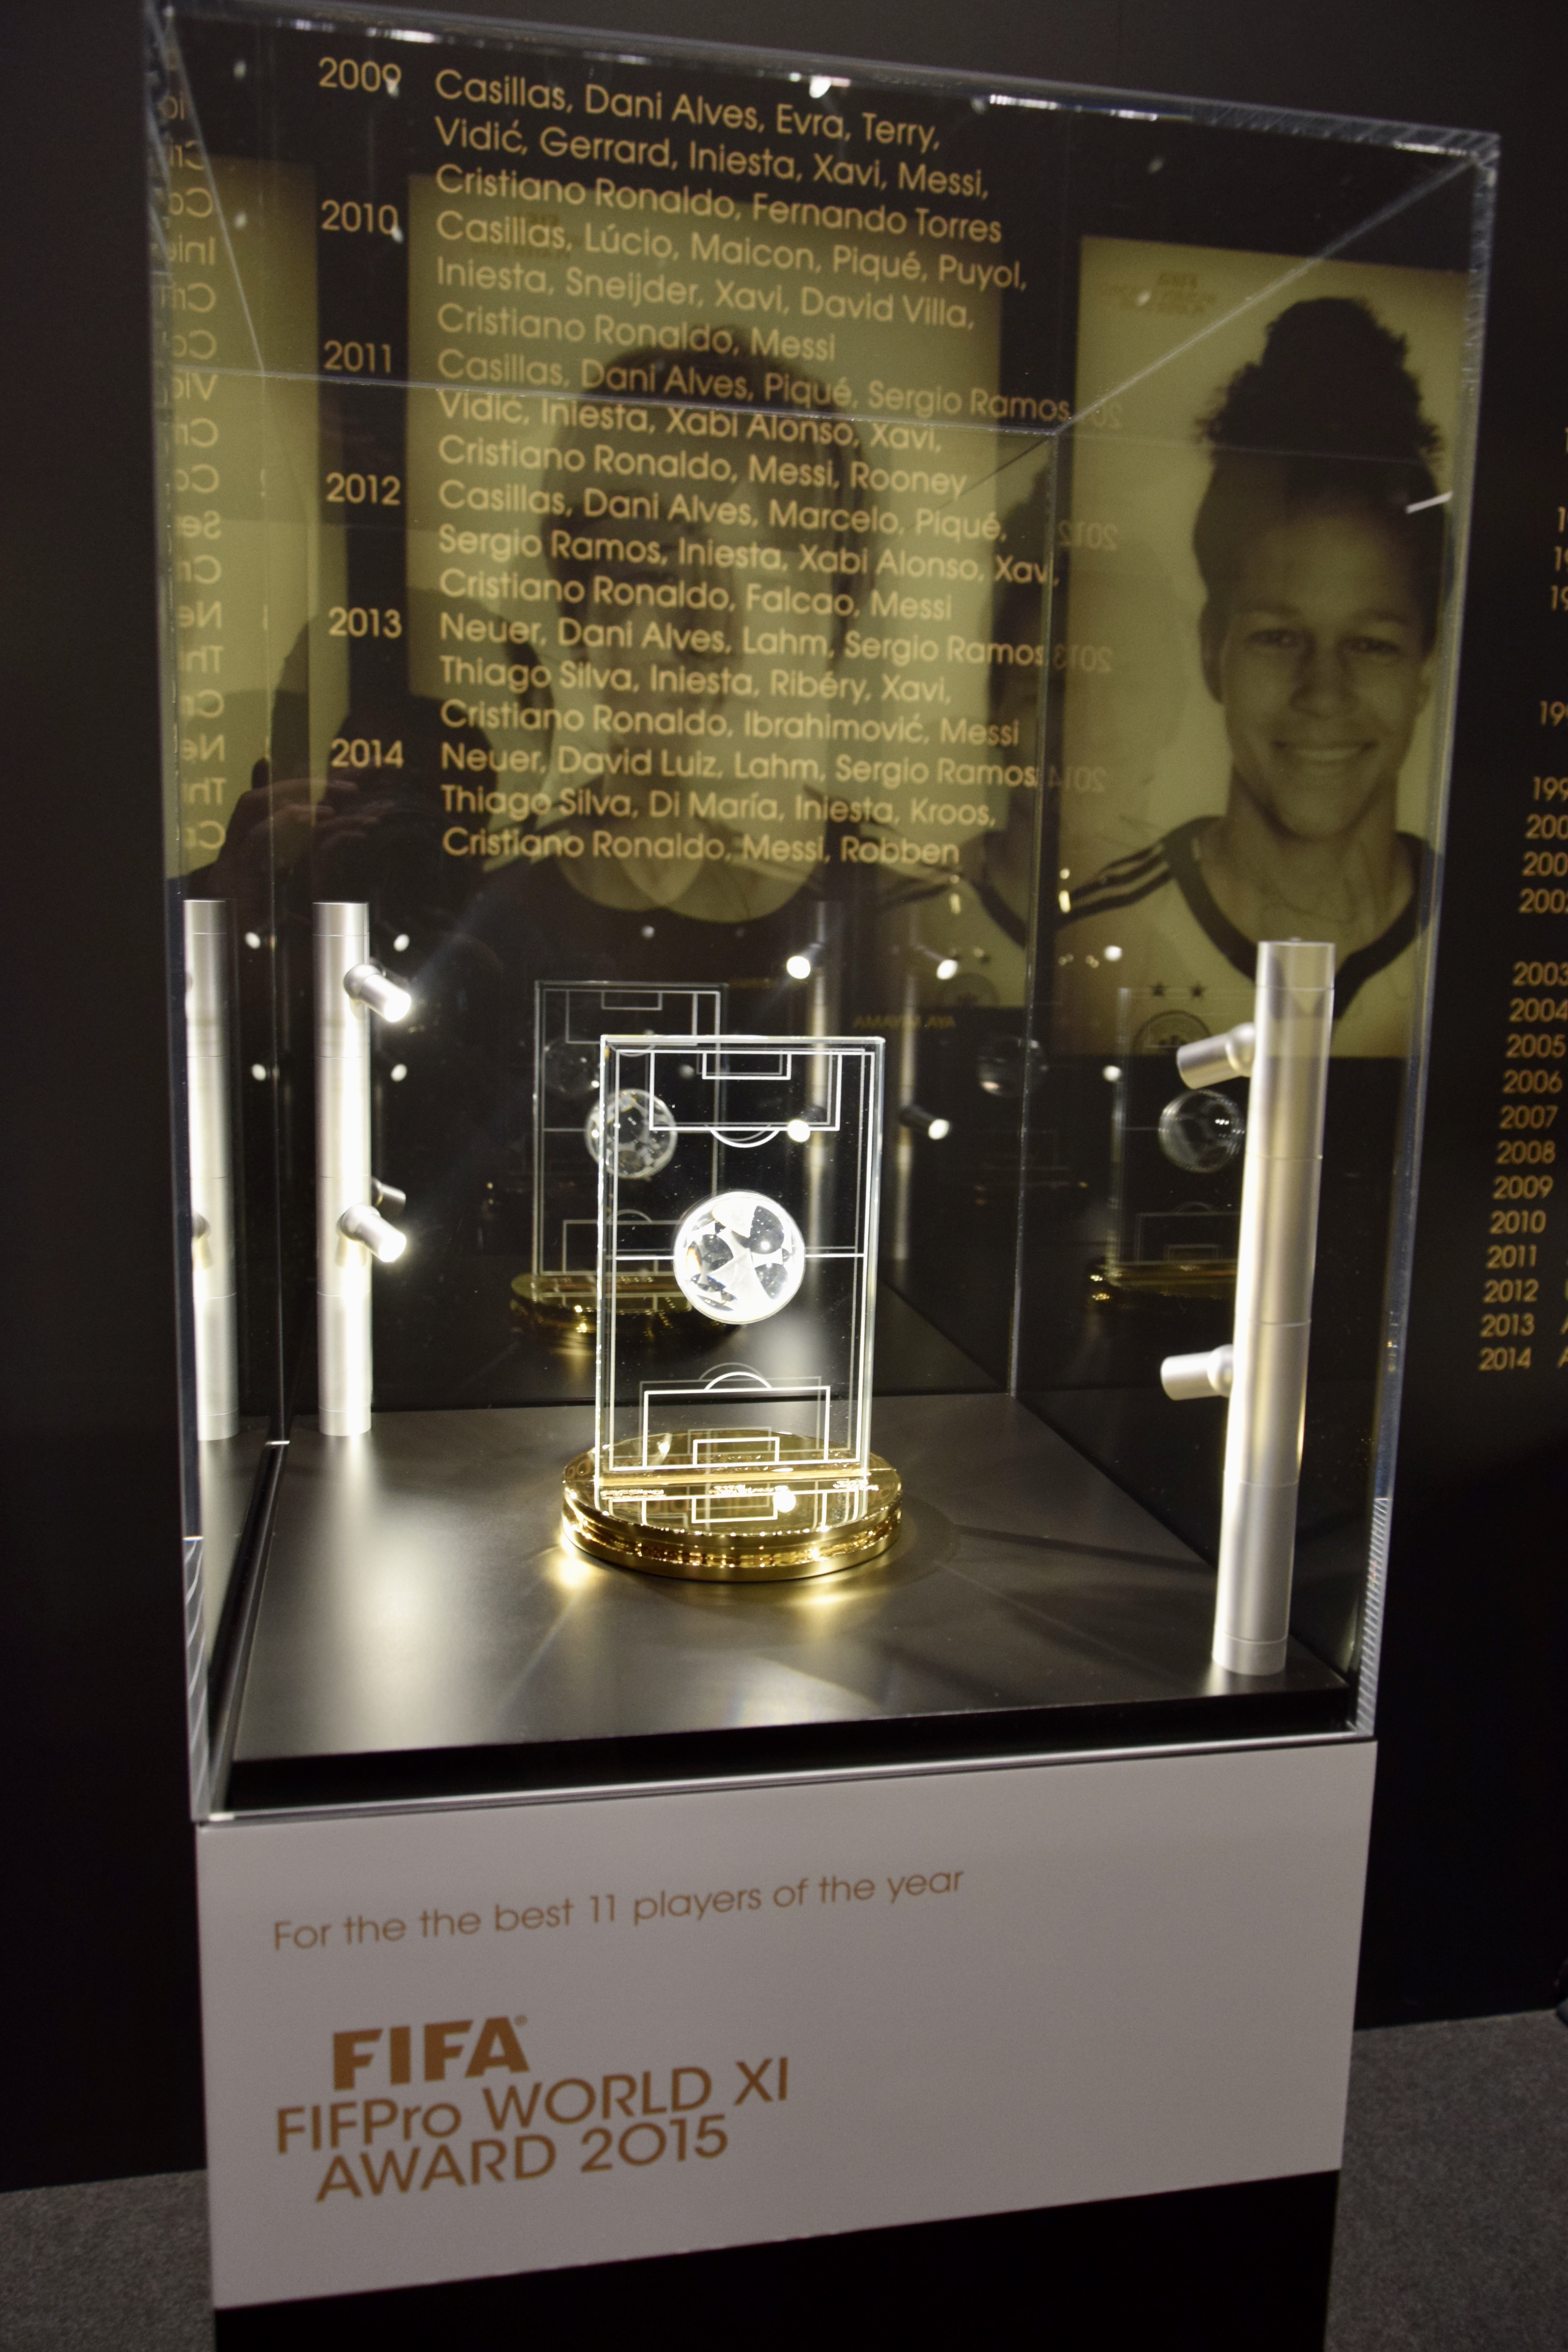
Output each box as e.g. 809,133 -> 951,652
511,1270 -> 690,1345
1091,1254 -> 1239,1305
561,1430 -> 901,1582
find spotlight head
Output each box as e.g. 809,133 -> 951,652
935,956 -> 960,982
786,1117 -> 813,1143
339,1203 -> 408,1263
785,951 -> 814,981
899,1103 -> 952,1141
344,962 -> 412,1023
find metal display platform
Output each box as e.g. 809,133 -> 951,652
228,1388 -> 1346,1809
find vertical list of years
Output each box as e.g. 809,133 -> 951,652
1481,447 -> 1568,1372
314,52 -> 411,753
161,96 -> 240,868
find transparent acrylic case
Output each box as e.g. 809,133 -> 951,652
147,0 -> 1494,1815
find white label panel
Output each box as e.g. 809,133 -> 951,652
199,1740 -> 1374,2308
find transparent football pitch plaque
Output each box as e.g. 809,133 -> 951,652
562,1036 -> 899,1580
516,982 -> 724,1341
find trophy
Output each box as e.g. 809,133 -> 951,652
561,1034 -> 900,1580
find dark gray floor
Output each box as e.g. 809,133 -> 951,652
2,2013 -> 1563,2345
0,2170 -> 212,2351
1325,2010 -> 1568,2351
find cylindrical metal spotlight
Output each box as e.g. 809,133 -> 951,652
908,943 -> 960,983
344,962 -> 412,1023
1160,942 -> 1334,1676
185,899 -> 238,1440
1160,1344 -> 1234,1402
315,904 -> 410,1436
339,1203 -> 408,1262
1176,1022 -> 1256,1089
899,1103 -> 952,1141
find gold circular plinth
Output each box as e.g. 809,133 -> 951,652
561,1432 -> 901,1581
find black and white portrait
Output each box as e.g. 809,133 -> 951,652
1052,244 -> 1470,1058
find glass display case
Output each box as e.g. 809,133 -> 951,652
148,0 -> 1493,1818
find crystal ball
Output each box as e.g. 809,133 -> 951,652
672,1189 -> 806,1325
1158,1088 -> 1245,1173
976,1033 -> 1047,1099
584,1089 -> 677,1181
543,1037 -> 600,1102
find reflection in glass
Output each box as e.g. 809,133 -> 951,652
586,1089 -> 679,1182
1158,1088 -> 1245,1172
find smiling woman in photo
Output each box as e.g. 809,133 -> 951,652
1055,297 -> 1446,1055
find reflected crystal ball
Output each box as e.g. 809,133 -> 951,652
585,1089 -> 677,1181
543,1037 -> 600,1102
976,1033 -> 1047,1100
1158,1087 -> 1245,1173
672,1190 -> 806,1326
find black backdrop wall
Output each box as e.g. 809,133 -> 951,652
2,0 -> 1564,2191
